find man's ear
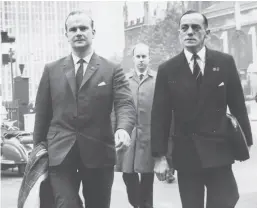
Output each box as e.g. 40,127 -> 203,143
92,29 -> 96,37
205,29 -> 211,41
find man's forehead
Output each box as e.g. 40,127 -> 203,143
180,13 -> 204,25
134,45 -> 149,55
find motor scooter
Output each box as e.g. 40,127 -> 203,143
1,121 -> 33,175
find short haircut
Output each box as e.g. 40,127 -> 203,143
179,10 -> 208,28
65,10 -> 94,31
132,43 -> 150,56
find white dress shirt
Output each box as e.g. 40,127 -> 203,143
72,51 -> 94,76
184,47 -> 206,75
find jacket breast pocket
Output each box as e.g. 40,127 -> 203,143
214,84 -> 226,106
216,84 -> 225,92
94,84 -> 111,96
168,80 -> 178,94
46,131 -> 58,140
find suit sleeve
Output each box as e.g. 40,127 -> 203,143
33,65 -> 53,146
151,65 -> 172,157
113,65 -> 136,135
227,56 -> 253,146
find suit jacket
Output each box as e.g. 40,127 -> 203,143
33,53 -> 136,167
151,48 -> 253,172
116,69 -> 156,173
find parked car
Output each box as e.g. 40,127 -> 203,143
1,130 -> 33,175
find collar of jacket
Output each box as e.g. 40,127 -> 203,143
127,68 -> 155,78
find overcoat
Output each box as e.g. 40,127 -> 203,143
116,69 -> 156,173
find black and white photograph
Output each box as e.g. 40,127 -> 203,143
0,1 -> 257,208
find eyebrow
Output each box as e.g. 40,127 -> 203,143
181,23 -> 201,26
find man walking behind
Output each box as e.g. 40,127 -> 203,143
116,43 -> 156,208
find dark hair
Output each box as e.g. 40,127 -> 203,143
179,10 -> 208,28
65,10 -> 94,31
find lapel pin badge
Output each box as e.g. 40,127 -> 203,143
213,67 -> 220,72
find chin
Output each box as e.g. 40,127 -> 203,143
75,43 -> 87,47
184,43 -> 197,47
75,45 -> 88,50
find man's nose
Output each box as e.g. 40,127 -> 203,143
187,26 -> 194,35
76,29 -> 83,35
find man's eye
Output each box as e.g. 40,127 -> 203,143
69,27 -> 77,32
79,26 -> 87,31
192,25 -> 201,31
181,26 -> 188,32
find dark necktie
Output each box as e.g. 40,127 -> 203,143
192,54 -> 202,88
76,59 -> 84,93
139,74 -> 144,81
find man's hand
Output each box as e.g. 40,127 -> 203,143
115,129 -> 131,149
154,156 -> 170,181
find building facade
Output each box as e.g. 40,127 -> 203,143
204,1 -> 257,95
0,1 -> 92,102
122,1 -> 213,71
123,1 -> 257,91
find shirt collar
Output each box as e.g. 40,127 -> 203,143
184,46 -> 206,63
135,68 -> 148,77
72,50 -> 94,65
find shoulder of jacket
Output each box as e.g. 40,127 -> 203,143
148,69 -> 157,77
126,69 -> 134,79
207,48 -> 233,61
44,56 -> 67,70
158,53 -> 181,73
95,54 -> 121,69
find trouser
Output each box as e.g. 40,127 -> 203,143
48,142 -> 114,208
123,172 -> 154,208
177,165 -> 239,208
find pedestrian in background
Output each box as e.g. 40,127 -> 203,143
115,43 -> 156,208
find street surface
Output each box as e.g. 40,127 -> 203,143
1,119 -> 257,208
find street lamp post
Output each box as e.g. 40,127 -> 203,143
9,48 -> 15,101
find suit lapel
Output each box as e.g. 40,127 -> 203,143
79,53 -> 100,90
173,52 -> 198,98
131,71 -> 140,84
198,48 -> 220,106
63,55 -> 76,100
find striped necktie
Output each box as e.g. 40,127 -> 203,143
192,54 -> 202,88
76,59 -> 84,93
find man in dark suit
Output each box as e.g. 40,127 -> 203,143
33,11 -> 136,208
151,10 -> 253,208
